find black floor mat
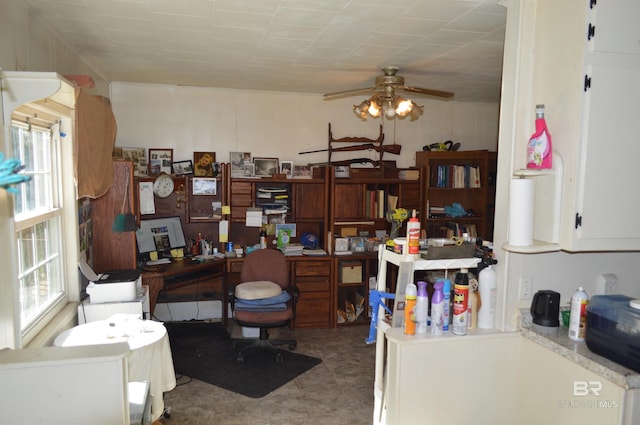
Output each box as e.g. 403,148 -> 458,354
165,321 -> 322,398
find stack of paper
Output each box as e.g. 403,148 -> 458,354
281,243 -> 304,256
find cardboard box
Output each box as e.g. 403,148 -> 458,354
340,261 -> 362,284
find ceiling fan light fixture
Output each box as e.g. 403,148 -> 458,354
395,97 -> 413,117
353,100 -> 370,119
409,103 -> 424,121
368,99 -> 381,118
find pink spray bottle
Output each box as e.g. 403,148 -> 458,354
526,104 -> 552,169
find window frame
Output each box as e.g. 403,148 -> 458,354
0,75 -> 79,349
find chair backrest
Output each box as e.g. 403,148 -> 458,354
240,249 -> 289,289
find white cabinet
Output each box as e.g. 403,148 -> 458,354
518,338 -> 626,425
505,0 -> 640,251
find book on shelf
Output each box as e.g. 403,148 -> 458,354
398,169 -> 419,180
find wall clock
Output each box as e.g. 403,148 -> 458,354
153,173 -> 174,198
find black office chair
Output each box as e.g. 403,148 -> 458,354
230,249 -> 298,363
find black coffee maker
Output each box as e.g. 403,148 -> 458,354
530,290 -> 560,327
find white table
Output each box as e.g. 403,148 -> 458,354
54,318 -> 176,421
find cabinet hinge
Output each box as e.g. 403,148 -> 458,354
584,75 -> 591,92
590,0 -> 597,9
575,213 -> 582,229
587,23 -> 595,41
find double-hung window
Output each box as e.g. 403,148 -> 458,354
12,121 -> 66,332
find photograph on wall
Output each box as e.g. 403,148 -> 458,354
116,147 -> 148,177
149,148 -> 173,176
173,160 -> 193,175
230,151 -> 251,177
193,152 -> 216,176
253,157 -> 279,177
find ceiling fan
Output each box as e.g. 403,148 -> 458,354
323,66 -> 454,121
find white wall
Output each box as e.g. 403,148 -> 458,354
110,81 -> 500,169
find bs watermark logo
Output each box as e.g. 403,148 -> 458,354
573,381 -> 602,396
557,381 -> 619,409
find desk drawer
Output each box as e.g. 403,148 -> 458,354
295,276 -> 330,292
294,260 -> 330,277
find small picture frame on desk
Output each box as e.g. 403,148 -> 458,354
335,165 -> 350,178
192,177 -> 217,195
230,151 -> 251,177
254,157 -> 279,177
148,148 -> 173,176
172,160 -> 193,175
280,161 -> 293,178
243,162 -> 255,177
293,165 -> 311,179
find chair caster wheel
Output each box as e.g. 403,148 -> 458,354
237,353 -> 244,363
289,342 -> 297,350
276,352 -> 284,363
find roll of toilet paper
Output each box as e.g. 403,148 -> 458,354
509,178 -> 535,246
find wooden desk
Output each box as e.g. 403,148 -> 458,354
142,258 -> 227,325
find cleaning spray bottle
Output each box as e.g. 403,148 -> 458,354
407,210 -> 420,255
452,269 -> 469,335
404,282 -> 417,335
415,281 -> 429,334
569,286 -> 589,341
526,104 -> 552,169
431,280 -> 445,335
442,278 -> 451,332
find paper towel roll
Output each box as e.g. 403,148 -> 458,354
509,178 -> 535,246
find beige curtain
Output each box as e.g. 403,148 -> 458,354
74,88 -> 117,198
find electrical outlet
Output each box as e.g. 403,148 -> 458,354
519,276 -> 533,300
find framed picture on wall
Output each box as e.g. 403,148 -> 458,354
253,157 -> 279,177
116,147 -> 148,177
192,177 -> 217,195
148,148 -> 173,176
172,160 -> 193,175
193,152 -> 216,176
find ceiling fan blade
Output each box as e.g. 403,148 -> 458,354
322,87 -> 376,100
401,86 -> 455,99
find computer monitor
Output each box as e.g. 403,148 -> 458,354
136,216 -> 186,257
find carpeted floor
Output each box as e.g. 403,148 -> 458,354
165,321 -> 322,398
160,321 -> 375,425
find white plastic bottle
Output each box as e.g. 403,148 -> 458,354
415,281 -> 429,334
478,265 -> 497,329
569,286 -> 589,341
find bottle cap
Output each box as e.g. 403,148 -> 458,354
432,281 -> 444,303
406,282 -> 417,298
417,281 -> 427,297
443,278 -> 451,293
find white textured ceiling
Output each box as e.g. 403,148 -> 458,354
25,0 -> 506,103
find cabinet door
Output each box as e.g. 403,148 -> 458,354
294,183 -> 325,219
333,183 -> 365,219
517,338 -> 624,424
567,58 -> 640,250
292,260 -> 331,328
